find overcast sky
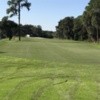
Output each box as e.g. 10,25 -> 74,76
0,0 -> 90,31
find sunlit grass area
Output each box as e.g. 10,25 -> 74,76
0,38 -> 100,100
1,38 -> 100,65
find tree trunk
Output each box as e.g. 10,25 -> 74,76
18,1 -> 21,41
97,27 -> 99,43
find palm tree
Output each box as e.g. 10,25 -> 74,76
7,0 -> 31,41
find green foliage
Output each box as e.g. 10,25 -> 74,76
56,17 -> 74,39
7,0 -> 31,16
73,16 -> 88,40
19,24 -> 54,38
82,0 -> 100,42
56,0 -> 100,43
0,17 -> 54,39
0,16 -> 18,40
56,16 -> 88,41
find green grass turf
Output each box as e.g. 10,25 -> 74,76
0,38 -> 100,100
1,38 -> 100,65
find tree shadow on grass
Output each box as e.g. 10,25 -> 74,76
0,52 -> 6,53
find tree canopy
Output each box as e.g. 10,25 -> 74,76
6,0 -> 31,41
56,0 -> 100,43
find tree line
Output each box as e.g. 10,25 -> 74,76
0,16 -> 54,40
56,0 -> 100,43
0,0 -> 100,42
0,0 -> 54,40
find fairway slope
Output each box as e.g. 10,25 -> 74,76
0,38 -> 100,100
0,38 -> 100,65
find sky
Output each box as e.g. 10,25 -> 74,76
0,0 -> 90,31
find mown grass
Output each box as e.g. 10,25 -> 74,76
0,38 -> 100,100
1,38 -> 100,65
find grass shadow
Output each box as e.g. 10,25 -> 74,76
0,52 -> 6,53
